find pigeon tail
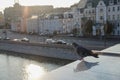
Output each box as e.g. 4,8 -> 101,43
72,42 -> 79,48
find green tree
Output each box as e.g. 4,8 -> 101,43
71,28 -> 79,36
4,22 -> 11,29
104,21 -> 113,35
53,30 -> 57,35
81,17 -> 87,35
85,20 -> 93,36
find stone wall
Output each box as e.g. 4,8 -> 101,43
0,41 -> 78,60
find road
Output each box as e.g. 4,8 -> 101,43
0,29 -> 119,50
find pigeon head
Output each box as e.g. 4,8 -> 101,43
72,42 -> 79,47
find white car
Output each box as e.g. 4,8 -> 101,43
45,39 -> 55,44
13,39 -> 21,42
3,37 -> 10,40
21,37 -> 29,42
55,40 -> 67,44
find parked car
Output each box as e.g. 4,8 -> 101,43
21,37 -> 29,42
3,37 -> 10,40
45,39 -> 55,44
55,40 -> 67,44
67,34 -> 74,37
13,39 -> 21,42
39,33 -> 44,36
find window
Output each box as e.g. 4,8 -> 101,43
117,14 -> 120,20
117,31 -> 119,35
89,10 -> 91,14
93,17 -> 95,20
92,10 -> 94,13
100,9 -> 103,12
108,15 -> 110,20
113,15 -> 115,20
113,7 -> 115,11
87,3 -> 92,8
118,6 -> 120,11
109,0 -> 114,5
100,16 -> 103,20
68,14 -> 73,18
118,23 -> 120,27
89,17 -> 91,20
113,30 -> 115,34
118,0 -> 120,3
108,8 -> 111,12
86,11 -> 88,14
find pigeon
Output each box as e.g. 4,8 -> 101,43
72,42 -> 99,60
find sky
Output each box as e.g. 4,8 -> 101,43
0,0 -> 80,12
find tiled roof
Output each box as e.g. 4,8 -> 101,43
71,0 -> 88,8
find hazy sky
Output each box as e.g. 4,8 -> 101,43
0,0 -> 80,12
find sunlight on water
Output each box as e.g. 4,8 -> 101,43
26,64 -> 46,80
0,52 -> 70,80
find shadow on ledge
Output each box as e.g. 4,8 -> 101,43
74,61 -> 99,72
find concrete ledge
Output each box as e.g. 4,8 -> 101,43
40,55 -> 120,80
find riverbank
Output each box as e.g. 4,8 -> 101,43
0,50 -> 72,65
0,40 -> 78,60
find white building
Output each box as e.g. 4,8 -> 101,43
11,21 -> 20,32
63,12 -> 74,33
25,14 -> 63,35
26,16 -> 39,34
11,0 -> 120,36
63,6 -> 83,35
71,0 -> 120,36
0,12 -> 4,26
11,19 -> 21,32
96,0 -> 107,23
39,18 -> 63,34
107,0 -> 120,35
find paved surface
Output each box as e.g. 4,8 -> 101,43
40,55 -> 120,80
0,29 -> 119,50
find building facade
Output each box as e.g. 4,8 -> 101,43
10,0 -> 120,36
26,16 -> 39,34
39,13 -> 64,34
0,12 -> 4,28
5,3 -> 53,32
70,0 -> 120,36
107,0 -> 120,35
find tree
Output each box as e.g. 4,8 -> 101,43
81,17 -> 87,35
4,22 -> 11,29
71,28 -> 79,36
53,30 -> 57,35
84,20 -> 93,36
104,21 -> 113,35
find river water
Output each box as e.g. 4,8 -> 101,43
0,51 -> 71,80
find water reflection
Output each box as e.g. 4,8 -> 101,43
0,51 -> 70,80
26,64 -> 45,80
